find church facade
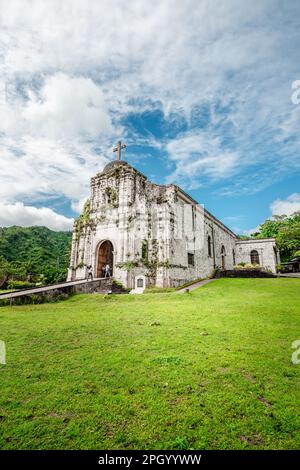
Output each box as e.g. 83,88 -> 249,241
67,158 -> 279,288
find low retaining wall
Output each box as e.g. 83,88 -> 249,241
0,278 -> 127,306
73,279 -> 112,294
218,269 -> 276,278
74,279 -> 128,294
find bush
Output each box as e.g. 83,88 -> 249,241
7,280 -> 35,290
112,279 -> 126,289
112,280 -> 131,294
234,263 -> 261,270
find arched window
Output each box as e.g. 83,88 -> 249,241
208,235 -> 212,257
221,245 -> 226,270
232,249 -> 236,265
141,240 -> 148,262
250,250 -> 260,265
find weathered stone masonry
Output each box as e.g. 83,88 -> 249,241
68,160 -> 279,288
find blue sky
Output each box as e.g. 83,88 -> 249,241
0,0 -> 300,232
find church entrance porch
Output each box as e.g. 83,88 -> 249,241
96,240 -> 114,278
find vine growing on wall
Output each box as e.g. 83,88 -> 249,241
105,187 -> 118,208
116,261 -> 139,271
74,200 -> 98,241
74,200 -> 91,241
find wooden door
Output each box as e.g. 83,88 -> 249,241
96,241 -> 113,277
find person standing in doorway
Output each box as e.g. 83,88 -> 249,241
104,264 -> 111,278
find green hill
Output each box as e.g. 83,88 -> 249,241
0,226 -> 72,284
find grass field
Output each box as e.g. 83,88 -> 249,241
0,278 -> 299,450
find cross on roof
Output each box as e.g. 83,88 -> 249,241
113,140 -> 126,161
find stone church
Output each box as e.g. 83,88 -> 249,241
68,144 -> 279,288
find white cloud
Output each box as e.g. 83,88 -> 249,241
0,202 -> 73,231
166,131 -> 239,189
0,73 -> 114,219
22,73 -> 113,140
0,0 -> 299,229
0,136 -> 108,209
270,193 -> 300,217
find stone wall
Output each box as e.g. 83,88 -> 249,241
166,196 -> 237,287
235,238 -> 278,273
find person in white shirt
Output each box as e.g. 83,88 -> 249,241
104,264 -> 111,277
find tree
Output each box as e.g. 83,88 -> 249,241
0,226 -> 72,287
276,225 -> 300,261
252,211 -> 300,262
0,257 -> 12,288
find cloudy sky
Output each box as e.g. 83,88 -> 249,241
0,0 -> 300,233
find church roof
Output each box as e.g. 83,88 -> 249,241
102,160 -> 130,173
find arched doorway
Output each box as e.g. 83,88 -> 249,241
250,249 -> 260,265
221,245 -> 226,270
96,240 -> 114,278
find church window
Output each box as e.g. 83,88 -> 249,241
188,253 -> 195,266
221,245 -> 226,270
141,240 -> 148,262
232,249 -> 236,265
250,250 -> 260,265
208,235 -> 212,257
192,205 -> 196,231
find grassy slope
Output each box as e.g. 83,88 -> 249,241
0,278 -> 299,450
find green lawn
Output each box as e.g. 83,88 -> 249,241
0,278 -> 299,450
